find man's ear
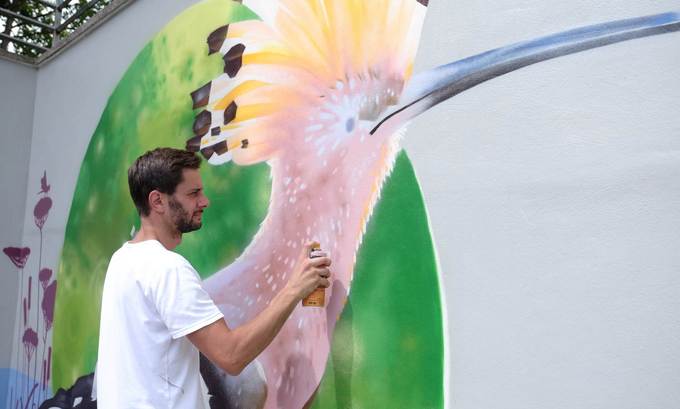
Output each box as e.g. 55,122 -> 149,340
148,190 -> 165,214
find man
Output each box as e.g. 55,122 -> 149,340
95,148 -> 331,408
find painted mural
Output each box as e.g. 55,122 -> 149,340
3,171 -> 57,409
52,1 -> 441,409
2,0 -> 679,408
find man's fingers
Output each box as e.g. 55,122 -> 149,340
298,242 -> 313,262
309,256 -> 331,267
319,278 -> 331,288
313,267 -> 330,278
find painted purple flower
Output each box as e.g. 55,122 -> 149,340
39,268 -> 52,290
34,197 -> 53,230
2,247 -> 30,269
42,280 -> 57,333
23,328 -> 38,361
39,170 -> 50,195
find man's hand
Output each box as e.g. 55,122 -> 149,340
285,242 -> 332,301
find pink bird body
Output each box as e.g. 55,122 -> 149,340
191,1 -> 428,407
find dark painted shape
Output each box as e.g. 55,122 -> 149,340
39,373 -> 96,409
200,354 -> 236,409
224,101 -> 238,125
200,140 -> 228,159
193,110 -> 212,136
211,126 -> 221,136
34,196 -> 52,229
223,44 -> 245,78
186,135 -> 202,152
3,246 -> 30,268
39,170 -> 50,194
241,139 -> 249,149
191,81 -> 212,109
207,25 -> 230,55
417,0 -> 428,6
199,146 -> 214,159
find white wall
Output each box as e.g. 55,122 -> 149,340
0,57 -> 36,401
405,1 -> 680,408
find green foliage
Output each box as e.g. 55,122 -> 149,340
0,0 -> 113,58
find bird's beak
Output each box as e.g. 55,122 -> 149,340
371,11 -> 680,136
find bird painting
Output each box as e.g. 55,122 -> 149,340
184,1 -> 680,408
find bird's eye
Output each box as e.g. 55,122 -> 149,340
345,117 -> 355,133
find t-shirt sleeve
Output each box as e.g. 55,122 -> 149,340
149,259 -> 224,339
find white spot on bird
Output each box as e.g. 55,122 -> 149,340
305,123 -> 323,133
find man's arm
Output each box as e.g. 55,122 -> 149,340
187,242 -> 331,375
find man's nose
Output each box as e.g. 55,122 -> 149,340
200,194 -> 210,208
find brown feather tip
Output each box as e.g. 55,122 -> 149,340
190,82 -> 212,109
224,101 -> 238,125
207,25 -> 229,55
223,44 -> 246,78
186,135 -> 202,152
200,140 -> 228,159
193,110 -> 212,136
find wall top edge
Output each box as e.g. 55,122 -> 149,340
0,0 -> 135,69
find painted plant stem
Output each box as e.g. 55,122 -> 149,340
33,230 -> 42,404
377,11 -> 680,133
15,269 -> 24,407
38,229 -> 42,277
18,268 -> 26,405
22,382 -> 38,409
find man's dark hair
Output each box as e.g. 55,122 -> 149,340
128,148 -> 201,216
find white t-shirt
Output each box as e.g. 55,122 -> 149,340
95,240 -> 223,409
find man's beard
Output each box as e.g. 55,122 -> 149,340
168,196 -> 202,233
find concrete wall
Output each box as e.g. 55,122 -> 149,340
405,1 -> 680,408
2,0 -> 679,408
0,56 -> 36,401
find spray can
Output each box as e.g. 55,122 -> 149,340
302,243 -> 326,307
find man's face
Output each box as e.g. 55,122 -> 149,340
167,168 -> 210,233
